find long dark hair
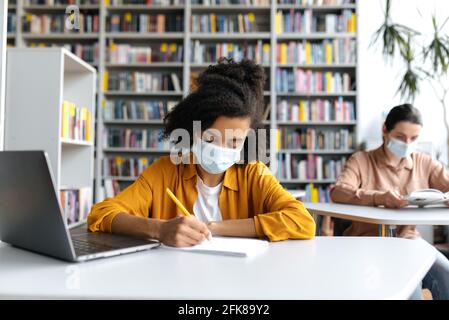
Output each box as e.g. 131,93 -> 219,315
385,103 -> 423,132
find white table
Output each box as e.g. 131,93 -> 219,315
0,237 -> 436,300
304,202 -> 449,236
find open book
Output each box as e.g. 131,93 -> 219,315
161,237 -> 269,257
404,189 -> 449,206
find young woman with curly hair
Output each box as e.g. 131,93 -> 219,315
88,58 -> 315,247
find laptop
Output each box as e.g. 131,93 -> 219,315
0,151 -> 160,262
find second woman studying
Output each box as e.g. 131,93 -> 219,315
88,58 -> 316,247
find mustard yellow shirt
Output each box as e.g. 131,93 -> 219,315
88,156 -> 316,241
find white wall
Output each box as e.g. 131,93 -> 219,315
358,0 -> 449,164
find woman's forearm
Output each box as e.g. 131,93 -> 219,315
207,218 -> 257,238
111,213 -> 164,239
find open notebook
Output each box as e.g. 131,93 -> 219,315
161,237 -> 269,257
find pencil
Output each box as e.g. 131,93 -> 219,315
166,188 -> 191,217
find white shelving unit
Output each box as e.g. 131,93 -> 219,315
6,0 -> 358,204
4,47 -> 96,227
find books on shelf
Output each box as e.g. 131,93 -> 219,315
278,0 -> 354,5
277,98 -> 355,122
277,153 -> 346,180
191,13 -> 260,33
7,13 -> 16,33
104,179 -> 121,198
108,42 -> 183,63
104,99 -> 178,120
104,156 -> 157,177
60,187 -> 92,226
22,14 -> 99,33
191,40 -> 270,65
106,71 -> 182,92
61,101 -> 92,142
107,13 -> 183,32
107,0 -> 185,5
276,68 -> 352,93
29,42 -> 99,64
304,183 -> 331,203
24,0 -> 100,4
277,127 -> 354,150
104,128 -> 169,149
275,9 -> 355,34
192,0 -> 269,4
277,39 -> 356,65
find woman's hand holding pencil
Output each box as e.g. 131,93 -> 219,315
158,188 -> 212,247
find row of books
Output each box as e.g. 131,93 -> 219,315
277,39 -> 356,65
190,40 -> 270,65
304,183 -> 331,203
61,101 -> 92,142
29,43 -> 99,64
108,42 -> 183,63
25,0 -> 99,4
277,153 -> 346,180
105,71 -> 182,92
104,156 -> 158,177
277,98 -> 355,122
104,179 -> 121,198
277,128 -> 354,150
275,9 -> 356,33
104,128 -> 169,149
7,13 -> 16,33
275,68 -> 352,93
278,0 -> 354,5
106,0 -> 185,5
22,14 -> 99,33
108,14 -> 183,33
104,99 -> 177,120
191,13 -> 260,33
192,0 -> 269,4
60,187 -> 92,226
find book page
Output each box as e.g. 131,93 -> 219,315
161,237 -> 269,257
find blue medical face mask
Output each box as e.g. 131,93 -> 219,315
386,137 -> 417,158
191,139 -> 242,174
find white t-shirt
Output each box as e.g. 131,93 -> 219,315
193,176 -> 223,222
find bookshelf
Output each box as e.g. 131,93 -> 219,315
4,47 -> 96,228
6,0 -> 358,204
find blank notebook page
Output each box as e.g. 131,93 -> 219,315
161,237 -> 269,257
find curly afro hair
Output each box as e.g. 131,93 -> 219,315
163,57 -> 268,162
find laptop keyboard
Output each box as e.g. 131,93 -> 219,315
72,238 -> 117,256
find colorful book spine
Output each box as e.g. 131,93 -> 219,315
59,187 -> 92,225
107,71 -> 182,92
277,98 -> 355,122
277,153 -> 346,180
61,101 -> 92,142
191,40 -> 270,65
103,100 -> 178,120
277,127 -> 354,150
108,42 -> 183,64
277,39 -> 356,65
276,9 -> 355,33
108,13 -> 183,32
191,13 -> 259,33
22,14 -> 99,33
104,128 -> 169,149
103,156 -> 158,177
276,68 -> 352,93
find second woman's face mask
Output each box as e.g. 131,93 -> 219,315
386,137 -> 417,158
192,139 -> 242,174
